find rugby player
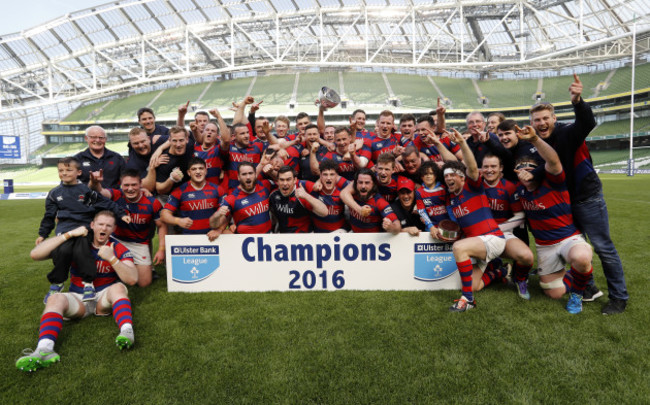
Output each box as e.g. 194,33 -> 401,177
18,211 -> 138,372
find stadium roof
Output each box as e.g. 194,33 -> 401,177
1,0 -> 649,112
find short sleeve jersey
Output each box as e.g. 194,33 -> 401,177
304,179 -> 350,233
348,193 -> 398,233
108,189 -> 162,244
447,175 -> 504,238
483,178 -> 522,225
269,187 -> 314,233
225,143 -> 263,191
415,184 -> 450,226
164,182 -> 221,234
517,170 -> 580,246
221,182 -> 273,234
70,239 -> 133,293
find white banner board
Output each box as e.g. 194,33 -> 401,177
165,233 -> 461,292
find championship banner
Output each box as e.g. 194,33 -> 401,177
165,233 -> 461,292
0,136 -> 21,159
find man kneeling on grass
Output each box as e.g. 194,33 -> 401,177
17,211 -> 138,373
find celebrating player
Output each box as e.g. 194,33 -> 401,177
515,125 -> 594,314
18,211 -> 138,373
433,129 -> 506,312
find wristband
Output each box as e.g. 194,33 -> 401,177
425,224 -> 433,231
63,232 -> 71,241
170,173 -> 181,183
109,257 -> 119,266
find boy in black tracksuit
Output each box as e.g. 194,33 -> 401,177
36,157 -> 130,304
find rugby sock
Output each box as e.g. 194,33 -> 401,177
562,271 -> 574,294
513,262 -> 532,282
481,266 -> 507,287
456,259 -> 474,302
571,267 -> 593,294
38,312 -> 63,347
112,298 -> 133,329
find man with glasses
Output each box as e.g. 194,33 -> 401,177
75,126 -> 125,189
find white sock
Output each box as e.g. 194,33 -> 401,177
36,339 -> 55,353
120,323 -> 133,334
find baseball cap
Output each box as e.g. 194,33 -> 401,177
397,177 -> 415,192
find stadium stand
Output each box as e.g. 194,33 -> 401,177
590,116 -> 650,138
477,77 -> 539,108
384,74 -> 438,109
248,74 -> 296,108
64,101 -> 107,122
98,91 -> 159,121
341,72 -> 390,106
432,76 -> 480,109
296,72 -> 342,106
200,77 -> 254,108
149,83 -> 211,118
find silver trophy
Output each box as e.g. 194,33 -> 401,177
316,86 -> 341,110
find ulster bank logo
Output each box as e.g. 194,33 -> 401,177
413,243 -> 456,281
171,245 -> 220,283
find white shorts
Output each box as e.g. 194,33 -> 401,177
536,234 -> 591,276
62,288 -> 111,319
113,238 -> 152,265
503,231 -> 518,241
470,235 -> 506,272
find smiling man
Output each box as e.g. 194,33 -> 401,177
92,169 -> 167,287
435,129 -> 506,312
269,166 -> 328,233
74,126 -> 126,189
18,211 -> 138,373
345,168 -> 401,234
137,107 -> 169,137
210,162 -> 273,235
161,157 -> 222,240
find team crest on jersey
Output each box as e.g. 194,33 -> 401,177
241,198 -> 249,205
170,245 -> 220,283
413,243 -> 456,281
188,193 -> 195,198
83,162 -> 90,167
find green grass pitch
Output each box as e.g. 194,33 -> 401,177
1,174 -> 649,404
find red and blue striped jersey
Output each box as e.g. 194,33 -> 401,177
484,178 -> 522,225
370,133 -> 401,162
440,136 -> 460,155
413,136 -> 445,164
348,193 -> 398,233
377,174 -> 405,203
303,179 -> 350,233
269,188 -> 314,233
447,176 -> 504,238
517,170 -> 580,246
318,153 -> 357,181
415,184 -> 449,226
221,182 -> 273,234
355,129 -> 375,141
70,239 -> 133,293
108,189 -> 162,244
572,141 -> 597,197
225,143 -> 263,191
164,182 -> 222,234
194,144 -> 227,186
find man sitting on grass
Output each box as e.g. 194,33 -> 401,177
17,211 -> 138,373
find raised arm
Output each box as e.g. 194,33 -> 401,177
516,125 -> 562,175
447,128 -> 478,181
31,226 -> 88,260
